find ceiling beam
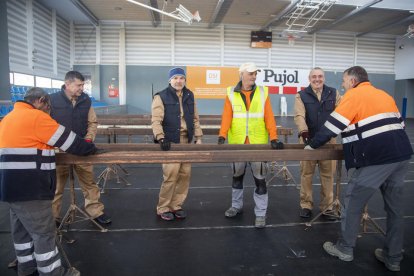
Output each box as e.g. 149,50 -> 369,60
356,14 -> 414,37
260,0 -> 301,31
208,0 -> 233,28
69,0 -> 99,26
308,0 -> 382,35
149,0 -> 161,27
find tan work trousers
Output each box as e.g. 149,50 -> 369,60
299,160 -> 335,210
52,164 -> 104,219
299,137 -> 335,211
157,136 -> 191,214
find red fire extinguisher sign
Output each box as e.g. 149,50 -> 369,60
108,85 -> 119,98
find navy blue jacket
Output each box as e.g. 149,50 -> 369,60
50,89 -> 91,138
299,84 -> 336,138
155,85 -> 195,143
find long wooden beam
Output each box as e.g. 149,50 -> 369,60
56,144 -> 343,165
96,114 -> 283,126
97,126 -> 293,137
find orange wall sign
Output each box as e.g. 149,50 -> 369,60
186,66 -> 239,99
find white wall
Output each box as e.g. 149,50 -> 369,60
395,37 -> 414,80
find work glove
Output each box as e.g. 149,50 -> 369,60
217,136 -> 225,145
300,131 -> 310,145
304,145 -> 314,150
158,138 -> 171,151
270,139 -> 284,150
92,148 -> 108,155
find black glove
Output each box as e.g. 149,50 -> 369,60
159,138 -> 171,151
270,139 -> 284,150
92,148 -> 108,155
300,131 -> 310,145
217,136 -> 225,145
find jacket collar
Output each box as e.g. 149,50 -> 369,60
233,81 -> 256,93
15,100 -> 36,110
353,81 -> 370,88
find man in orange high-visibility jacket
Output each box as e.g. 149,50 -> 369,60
218,62 -> 283,229
306,66 -> 413,272
0,87 -> 100,276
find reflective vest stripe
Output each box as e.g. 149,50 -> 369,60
0,148 -> 37,155
324,121 -> 342,135
342,135 -> 359,144
362,123 -> 405,139
41,149 -> 55,156
17,253 -> 35,263
37,259 -> 61,273
358,112 -> 401,127
14,241 -> 34,250
0,162 -> 37,169
40,163 -> 56,170
35,247 -> 59,262
60,131 -> 76,151
47,125 -> 65,146
330,111 -> 350,127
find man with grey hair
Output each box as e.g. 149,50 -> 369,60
151,67 -> 203,221
306,66 -> 413,272
294,67 -> 341,219
0,87 -> 100,276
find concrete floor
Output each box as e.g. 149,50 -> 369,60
1,116 -> 413,276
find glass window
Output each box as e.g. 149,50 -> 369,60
14,73 -> 34,86
52,79 -> 64,89
35,76 -> 52,88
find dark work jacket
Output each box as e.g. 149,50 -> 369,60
155,85 -> 195,143
299,84 -> 336,138
50,89 -> 91,138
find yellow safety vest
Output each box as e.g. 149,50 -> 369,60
227,86 -> 269,144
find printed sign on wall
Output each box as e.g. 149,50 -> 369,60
256,69 -> 308,94
186,66 -> 309,99
186,66 -> 239,99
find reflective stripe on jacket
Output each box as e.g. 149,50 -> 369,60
0,101 -> 96,202
310,82 -> 413,169
227,86 -> 269,144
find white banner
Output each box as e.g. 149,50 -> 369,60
256,68 -> 309,94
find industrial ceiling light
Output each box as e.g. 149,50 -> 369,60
126,0 -> 201,24
282,0 -> 337,44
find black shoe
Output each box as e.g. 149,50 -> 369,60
158,212 -> 175,221
173,209 -> 187,219
94,214 -> 112,225
322,212 -> 338,221
300,208 -> 312,218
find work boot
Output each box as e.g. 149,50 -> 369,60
158,212 -> 174,221
224,207 -> 242,218
323,241 -> 353,261
299,208 -> 312,218
375,248 -> 401,272
255,216 -> 266,229
173,209 -> 187,219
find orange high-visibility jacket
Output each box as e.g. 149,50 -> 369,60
310,82 -> 413,169
0,101 -> 97,202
